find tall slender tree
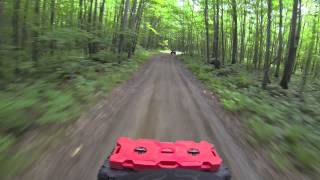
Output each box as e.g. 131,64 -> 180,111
127,0 -> 138,58
41,0 -> 48,28
258,0 -> 264,69
262,0 -> 272,88
253,0 -> 260,68
131,0 -> 145,55
93,0 -> 98,26
231,0 -> 238,64
12,0 -> 21,49
0,0 -> 4,17
117,0 -> 130,62
79,0 -> 84,27
280,0 -> 302,89
274,0 -> 283,78
0,0 -> 4,44
300,15 -> 317,93
220,3 -> 225,65
12,0 -> 21,74
32,0 -> 40,64
21,0 -> 30,48
212,0 -> 219,63
239,0 -> 247,64
204,0 -> 210,63
49,0 -> 56,53
99,0 -> 106,26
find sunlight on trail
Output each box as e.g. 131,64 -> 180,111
71,145 -> 83,158
160,50 -> 183,55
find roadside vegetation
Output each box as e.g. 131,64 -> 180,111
0,48 -> 154,179
173,0 -> 319,177
181,56 -> 320,174
0,0 -> 158,178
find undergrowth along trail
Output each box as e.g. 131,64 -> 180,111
180,55 -> 320,178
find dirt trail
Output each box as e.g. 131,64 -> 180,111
17,55 -> 263,180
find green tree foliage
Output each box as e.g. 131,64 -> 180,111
0,0 -> 161,83
172,0 -> 320,176
0,1 -> 158,178
134,0 -> 320,90
0,0 -> 319,178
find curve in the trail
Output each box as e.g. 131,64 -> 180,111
19,55 -> 261,180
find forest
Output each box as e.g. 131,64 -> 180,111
0,0 -> 319,179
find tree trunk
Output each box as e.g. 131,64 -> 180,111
262,0 -> 272,88
128,0 -> 138,29
12,0 -> 21,74
239,0 -> 247,64
189,2 -> 195,56
79,0 -> 84,27
93,0 -> 98,26
0,0 -> 4,19
127,0 -> 138,58
295,21 -> 306,73
204,0 -> 210,63
99,0 -> 106,26
91,0 -> 98,53
87,0 -> 94,28
274,0 -> 283,78
117,0 -> 130,62
258,0 -> 264,69
311,24 -> 319,75
231,0 -> 237,64
133,0 -> 145,52
220,4 -> 225,65
12,0 -> 21,48
83,0 -> 88,24
246,21 -> 253,68
0,0 -> 4,44
300,16 -> 317,93
50,0 -> 55,30
111,0 -> 121,52
49,0 -> 56,53
253,1 -> 259,68
212,0 -> 219,64
131,0 -> 146,57
32,0 -> 40,65
280,0 -> 301,89
41,0 -> 48,28
21,0 -> 30,48
87,0 -> 94,54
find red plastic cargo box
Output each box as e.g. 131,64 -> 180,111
109,137 -> 223,172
